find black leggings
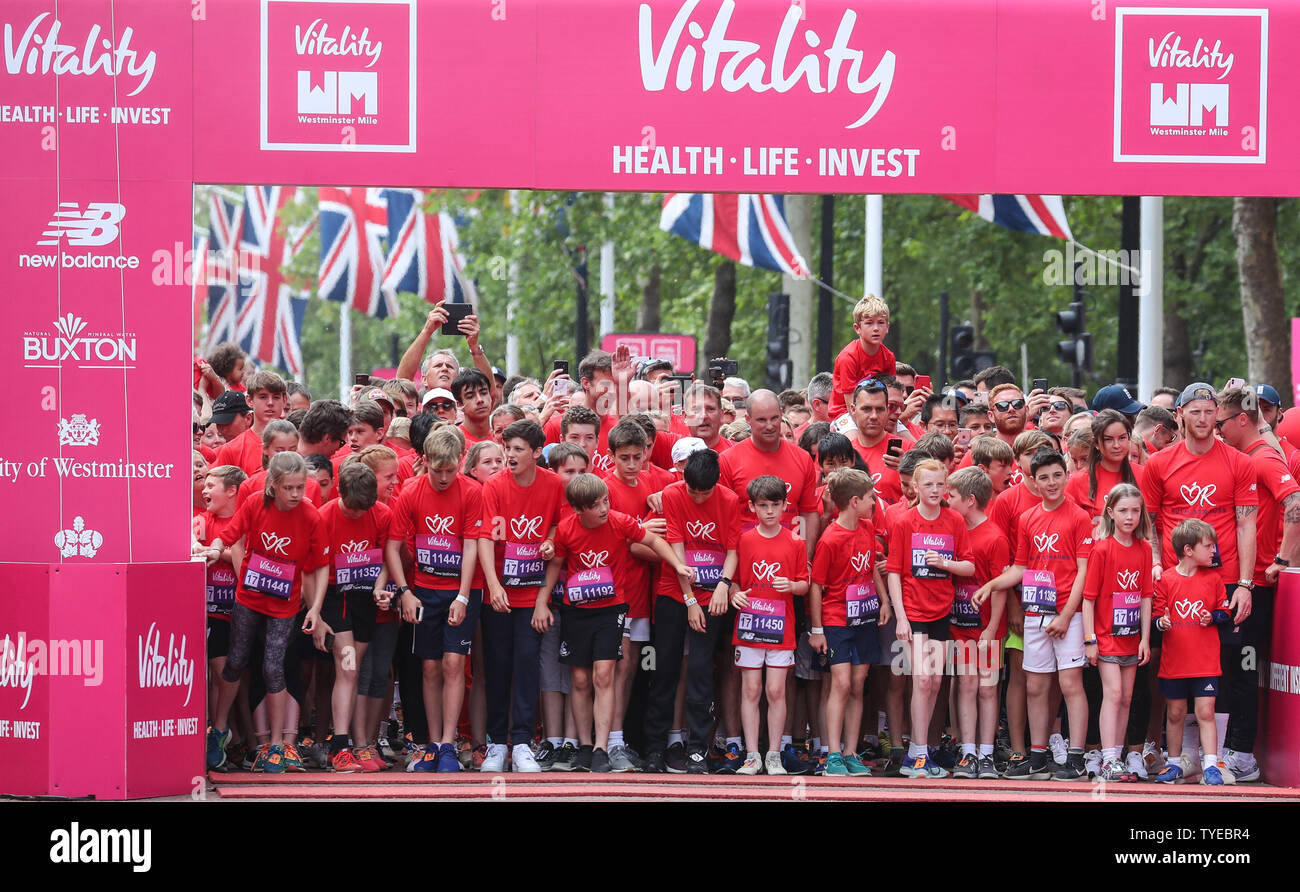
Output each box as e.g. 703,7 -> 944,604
222,602 -> 296,694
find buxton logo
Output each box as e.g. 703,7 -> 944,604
638,0 -> 896,130
3,13 -> 157,96
137,622 -> 194,708
22,314 -> 138,368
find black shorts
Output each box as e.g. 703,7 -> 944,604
321,586 -> 352,634
824,624 -> 880,666
559,604 -> 627,667
1159,675 -> 1219,700
910,618 -> 951,641
412,586 -> 481,661
345,590 -> 381,644
206,616 -> 231,659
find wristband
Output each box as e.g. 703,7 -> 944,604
810,626 -> 824,636
455,594 -> 469,606
1274,556 -> 1290,567
1083,637 -> 1098,646
1236,579 -> 1254,591
684,596 -> 698,607
398,585 -> 411,594
718,577 -> 733,588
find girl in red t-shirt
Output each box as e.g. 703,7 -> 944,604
1081,484 -> 1153,782
206,452 -> 329,774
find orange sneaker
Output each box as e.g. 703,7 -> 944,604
356,745 -> 387,772
281,741 -> 307,772
329,748 -> 364,773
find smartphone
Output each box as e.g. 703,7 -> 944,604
887,437 -> 903,456
915,375 -> 931,391
1032,377 -> 1048,394
441,302 -> 473,336
955,428 -> 973,448
1225,377 -> 1246,390
354,373 -> 370,387
554,359 -> 569,376
324,632 -> 335,652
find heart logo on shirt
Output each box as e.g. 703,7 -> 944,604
870,472 -> 882,487
340,539 -> 370,553
1010,467 -> 1024,486
751,560 -> 779,582
1174,598 -> 1204,620
261,531 -> 291,556
850,552 -> 871,573
592,452 -> 614,472
1116,569 -> 1140,590
425,515 -> 455,535
510,514 -> 543,539
579,550 -> 609,569
784,481 -> 792,494
1033,533 -> 1059,553
685,520 -> 716,541
1180,482 -> 1217,508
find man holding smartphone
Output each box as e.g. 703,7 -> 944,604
845,379 -> 911,504
395,301 -> 501,405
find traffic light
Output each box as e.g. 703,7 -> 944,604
1056,300 -> 1093,375
950,324 -> 996,379
766,292 -> 792,391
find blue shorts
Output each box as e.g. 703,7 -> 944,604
412,586 -> 482,661
825,624 -> 881,667
1158,675 -> 1219,700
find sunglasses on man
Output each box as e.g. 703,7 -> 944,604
993,398 -> 1026,412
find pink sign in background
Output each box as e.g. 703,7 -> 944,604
601,332 -> 698,373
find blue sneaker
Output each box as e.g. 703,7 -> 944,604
206,726 -> 231,770
781,744 -> 812,775
436,742 -> 461,773
929,744 -> 958,771
902,754 -> 950,779
263,744 -> 286,774
843,753 -> 873,776
1201,764 -> 1224,786
824,753 -> 849,776
1155,763 -> 1184,784
715,742 -> 744,775
410,747 -> 439,772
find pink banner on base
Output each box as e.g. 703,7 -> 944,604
1262,570 -> 1300,787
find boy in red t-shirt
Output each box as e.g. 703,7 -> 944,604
810,470 -> 884,777
535,474 -> 692,773
1154,519 -> 1233,785
829,295 -> 896,418
948,467 -> 1009,780
887,459 -> 975,779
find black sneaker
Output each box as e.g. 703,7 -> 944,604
574,744 -> 594,772
550,742 -> 577,772
1005,750 -> 1052,781
591,747 -> 612,773
952,753 -> 978,779
642,751 -> 666,774
686,750 -> 709,775
534,741 -> 557,771
1052,752 -> 1087,782
664,742 -> 689,774
882,747 -> 907,777
977,755 -> 1001,780
715,742 -> 743,775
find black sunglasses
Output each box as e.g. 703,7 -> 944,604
1215,412 -> 1244,431
994,398 -> 1026,412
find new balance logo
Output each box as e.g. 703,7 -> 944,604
38,202 -> 124,247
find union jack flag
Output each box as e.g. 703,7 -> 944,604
318,187 -> 395,318
942,195 -> 1073,240
659,193 -> 809,277
202,192 -> 244,352
235,186 -> 312,376
380,188 -> 476,305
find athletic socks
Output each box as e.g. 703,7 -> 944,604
726,736 -> 742,750
978,744 -> 994,758
1102,746 -> 1121,762
780,735 -> 793,749
668,730 -> 685,746
908,742 -> 927,760
547,737 -> 563,748
961,743 -> 977,757
609,730 -> 625,748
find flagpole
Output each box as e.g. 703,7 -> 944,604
339,301 -> 352,401
864,194 -> 882,298
506,190 -> 520,377
599,192 -> 615,338
1138,197 -> 1164,402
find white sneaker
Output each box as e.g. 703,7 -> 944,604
1048,734 -> 1068,765
404,743 -> 425,773
1141,740 -> 1165,774
1179,752 -> 1201,782
480,742 -> 508,772
1224,749 -> 1260,783
511,743 -> 541,773
1126,750 -> 1149,780
736,752 -> 762,775
1084,750 -> 1103,778
764,751 -> 786,776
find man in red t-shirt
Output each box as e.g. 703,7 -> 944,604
684,383 -> 733,454
845,379 -> 910,504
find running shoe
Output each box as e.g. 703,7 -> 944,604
1084,749 -> 1103,778
1126,750 -> 1150,780
736,753 -> 762,775
574,744 -> 595,772
551,742 -> 578,772
902,754 -> 949,779
223,742 -> 248,773
245,744 -> 264,772
685,750 -> 708,775
590,747 -> 611,773
843,753 -> 872,776
642,751 -> 666,774
1051,752 -> 1087,781
856,738 -> 883,762
1004,751 -> 1052,781
607,745 -> 638,773
1098,759 -> 1132,782
764,751 -> 787,776
1224,749 -> 1260,783
512,743 -> 541,772
1154,763 -> 1185,784
471,743 -> 489,770
813,753 -> 828,776
480,743 -> 508,773
299,736 -> 327,769
454,737 -> 475,768
715,742 -> 743,775
436,742 -> 461,773
1215,759 -> 1237,785
251,743 -> 271,773
976,755 -> 1000,780
1048,733 -> 1068,765
534,741 -> 557,771
409,747 -> 439,773
356,745 -> 387,773
1201,763 -> 1225,786
952,753 -> 978,779
930,739 -> 959,770
404,744 -> 425,773
780,743 -> 812,775
664,742 -> 689,774
206,726 -> 231,771
281,742 -> 306,772
1179,752 -> 1202,783
329,748 -> 363,773
823,753 -> 849,776
1003,752 -> 1028,777
881,748 -> 907,777
1141,740 -> 1165,774
263,744 -> 286,774
379,736 -> 400,761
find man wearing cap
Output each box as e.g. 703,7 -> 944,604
1091,384 -> 1145,419
422,388 -> 459,424
1249,384 -> 1293,463
1213,385 -> 1300,781
670,437 -> 707,472
210,390 -> 253,450
1140,383 -> 1257,780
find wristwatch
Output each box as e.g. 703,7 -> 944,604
398,585 -> 412,594
684,596 -> 698,607
718,576 -> 733,588
1236,579 -> 1254,590
1274,556 -> 1290,567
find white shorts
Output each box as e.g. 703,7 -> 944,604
1022,613 -> 1086,674
623,616 -> 652,643
734,646 -> 796,669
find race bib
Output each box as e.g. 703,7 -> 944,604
1021,569 -> 1058,615
416,533 -> 463,579
737,597 -> 786,645
911,533 -> 954,579
1111,590 -> 1141,637
951,583 -> 982,630
1210,542 -> 1222,570
206,564 -> 236,614
243,553 -> 295,600
551,572 -> 566,607
687,548 -> 725,588
566,566 -> 617,606
502,541 -> 546,588
845,582 -> 880,626
334,548 -> 383,594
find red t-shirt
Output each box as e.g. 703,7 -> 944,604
603,471 -> 671,619
482,467 -> 566,608
554,510 -> 643,610
1013,501 -> 1095,614
318,500 -> 393,592
733,527 -> 808,649
719,438 -> 819,531
818,484 -> 889,542
1153,570 -> 1228,679
659,481 -> 742,602
886,506 -> 973,622
198,510 -> 240,620
1140,439 -> 1258,584
811,521 -> 879,628
544,412 -> 621,476
222,496 -> 329,618
951,518 -> 1012,640
849,433 -> 910,504
1065,463 -> 1146,519
237,469 -> 322,509
459,423 -> 494,450
1242,440 -> 1300,587
829,339 -> 897,418
989,482 -> 1038,545
1082,535 -> 1154,656
388,474 -> 487,593
200,444 -> 218,464
649,430 -> 680,472
214,428 -> 262,475
397,451 -> 418,484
